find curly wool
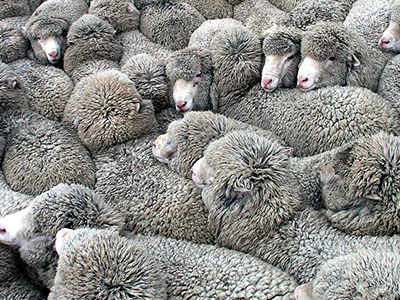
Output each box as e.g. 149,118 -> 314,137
1,110 -> 96,196
0,22 -> 29,63
0,0 -> 31,19
0,62 -> 29,112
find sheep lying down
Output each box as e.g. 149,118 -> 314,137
190,130 -> 400,292
50,227 -> 297,299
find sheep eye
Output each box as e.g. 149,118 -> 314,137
195,71 -> 202,78
287,54 -> 294,61
327,56 -> 336,62
37,38 -> 43,43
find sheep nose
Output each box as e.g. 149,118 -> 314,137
297,75 -> 309,87
49,51 -> 59,58
176,101 -> 187,109
262,77 -> 273,89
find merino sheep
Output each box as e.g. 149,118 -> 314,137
94,132 -> 215,244
89,0 -> 140,34
316,131 -> 400,236
51,228 -> 297,299
63,69 -> 158,151
377,54 -> 400,109
50,228 -> 167,299
63,14 -> 123,78
9,59 -> 73,121
139,0 -> 206,50
195,130 -> 400,285
178,0 -> 233,19
0,0 -> 32,20
118,29 -> 172,66
295,249 -> 400,299
261,24 -> 302,91
188,18 -> 243,50
280,0 -> 352,31
0,242 -> 49,299
379,0 -> 400,52
166,48 -> 216,113
1,15 -> 30,31
1,109 -> 96,196
0,21 -> 29,63
121,54 -> 170,113
233,0 -> 287,36
0,61 -> 29,112
25,0 -> 88,66
297,21 -> 383,92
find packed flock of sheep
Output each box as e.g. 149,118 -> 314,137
1,0 -> 400,298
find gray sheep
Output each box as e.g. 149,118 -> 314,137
233,0 -> 287,36
195,130 -> 400,285
9,59 -> 73,121
138,0 -> 206,50
121,54 -> 170,113
0,21 -> 29,63
1,109 -> 96,196
118,29 -> 172,66
63,14 -> 123,79
25,0 -> 88,66
51,227 -> 298,299
0,0 -> 32,20
261,24 -> 302,91
379,0 -> 400,52
377,53 -> 400,110
297,21 -> 382,92
316,131 -> 400,236
295,249 -> 400,299
177,0 -> 233,19
166,48 -> 215,113
93,132 -> 215,244
63,69 -> 158,152
89,0 -> 140,34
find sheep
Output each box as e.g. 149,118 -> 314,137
260,24 -> 302,91
0,0 -> 32,20
121,54 -> 170,113
118,29 -> 172,66
379,0 -> 400,52
233,0 -> 287,36
377,54 -> 400,110
63,69 -> 159,152
8,59 -> 73,121
25,0 -> 89,66
188,18 -> 243,50
138,0 -> 206,50
1,15 -> 31,31
88,0 -> 140,34
93,133 -> 215,244
0,242 -> 49,299
50,228 -> 167,299
0,61 -> 29,112
316,131 -> 400,236
66,59 -> 121,85
267,0 -> 307,12
51,228 -> 298,299
1,109 -> 96,196
62,14 -> 123,79
194,130 -> 400,284
280,0 -> 353,31
295,249 -> 400,299
297,21 -> 383,92
0,21 -> 29,64
166,48 -> 216,113
177,0 -> 233,19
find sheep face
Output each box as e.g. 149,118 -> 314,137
51,228 -> 168,299
152,132 -> 178,164
166,48 -> 213,113
297,22 -> 362,91
0,184 -> 124,247
295,250 -> 400,300
379,21 -> 400,52
198,131 -> 301,247
261,25 -> 302,91
318,132 -> 400,236
36,35 -> 63,64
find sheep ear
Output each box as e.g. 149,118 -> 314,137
294,282 -> 315,300
134,103 -> 141,112
8,77 -> 22,90
282,147 -> 293,157
224,187 -> 252,206
351,54 -> 361,67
